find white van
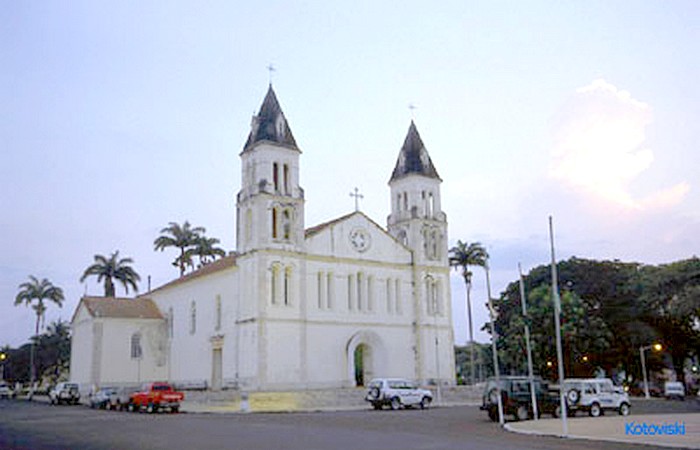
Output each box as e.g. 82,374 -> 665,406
664,381 -> 685,400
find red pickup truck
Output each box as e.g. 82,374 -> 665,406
127,382 -> 184,413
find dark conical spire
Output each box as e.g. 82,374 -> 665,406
389,121 -> 441,182
243,85 -> 298,152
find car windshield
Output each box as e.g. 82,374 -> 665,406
153,384 -> 171,391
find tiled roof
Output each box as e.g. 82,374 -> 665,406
389,121 -> 441,182
146,254 -> 237,295
78,297 -> 163,320
242,85 -> 298,152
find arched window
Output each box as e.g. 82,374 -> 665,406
283,164 -> 290,194
273,162 -> 279,191
131,333 -> 142,359
386,278 -> 393,314
327,272 -> 334,309
215,295 -> 222,331
271,208 -> 278,239
317,271 -> 324,309
167,307 -> 174,338
428,193 -> 435,217
282,209 -> 291,240
284,266 -> 292,305
356,272 -> 363,311
190,301 -> 197,335
271,264 -> 280,305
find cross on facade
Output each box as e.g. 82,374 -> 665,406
350,187 -> 364,212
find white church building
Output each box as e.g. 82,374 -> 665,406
70,86 -> 456,391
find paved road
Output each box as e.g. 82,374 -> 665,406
0,398 -> 689,450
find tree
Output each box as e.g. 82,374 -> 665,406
640,258 -> 700,382
491,258 -> 645,381
449,240 -> 488,385
80,251 -> 141,297
154,221 -> 206,276
14,276 -> 64,388
186,236 -> 226,268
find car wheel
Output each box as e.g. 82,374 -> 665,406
566,389 -> 580,405
390,397 -> 401,410
372,402 -> 382,410
146,402 -> 158,414
553,405 -> 561,418
127,402 -> 136,412
369,387 -> 380,400
488,408 -> 498,422
619,402 -> 630,416
589,402 -> 601,417
171,406 -> 179,414
419,397 -> 431,410
515,405 -> 529,421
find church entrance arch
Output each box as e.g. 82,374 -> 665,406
346,331 -> 385,387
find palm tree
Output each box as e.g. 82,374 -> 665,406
187,236 -> 226,268
14,276 -> 64,390
154,221 -> 205,276
449,240 -> 488,385
80,251 -> 141,297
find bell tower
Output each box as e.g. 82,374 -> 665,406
387,121 -> 447,266
236,85 -> 305,254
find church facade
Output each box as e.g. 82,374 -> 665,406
70,86 -> 455,391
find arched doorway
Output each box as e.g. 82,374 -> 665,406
354,344 -> 372,386
347,331 -> 384,387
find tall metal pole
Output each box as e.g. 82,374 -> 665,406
549,216 -> 568,435
640,346 -> 650,399
485,264 -> 504,425
518,263 -> 538,420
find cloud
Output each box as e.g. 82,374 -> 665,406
549,78 -> 689,210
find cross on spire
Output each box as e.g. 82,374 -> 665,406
267,64 -> 276,85
350,187 -> 364,212
408,103 -> 417,120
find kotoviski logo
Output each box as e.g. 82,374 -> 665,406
625,421 -> 686,436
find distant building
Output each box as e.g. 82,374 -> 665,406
70,86 -> 455,391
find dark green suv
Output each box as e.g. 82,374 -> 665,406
480,376 -> 561,421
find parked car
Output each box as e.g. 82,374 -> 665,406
365,378 -> 433,410
664,381 -> 686,400
480,376 -> 561,422
0,382 -> 13,399
89,387 -> 120,409
127,382 -> 184,413
563,378 -> 630,417
49,382 -> 81,405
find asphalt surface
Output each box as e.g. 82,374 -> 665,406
0,398 -> 689,450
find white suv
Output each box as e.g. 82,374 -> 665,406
365,378 -> 433,410
563,378 -> 630,417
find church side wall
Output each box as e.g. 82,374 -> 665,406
98,318 -> 167,386
149,267 -> 238,389
69,307 -> 93,386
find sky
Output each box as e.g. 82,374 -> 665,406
1,1 -> 699,348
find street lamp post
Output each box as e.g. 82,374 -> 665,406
0,352 -> 6,380
640,343 -> 662,399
